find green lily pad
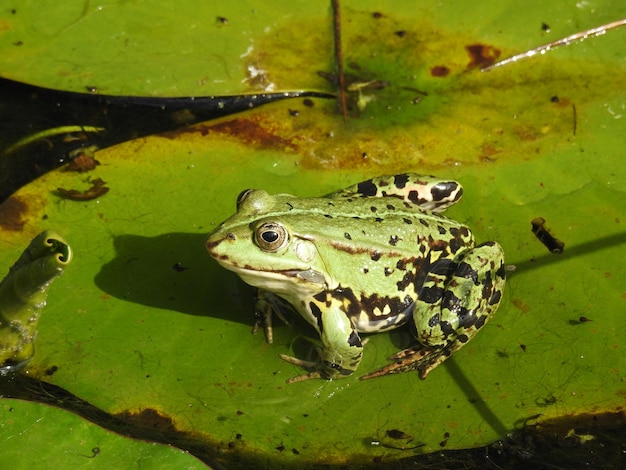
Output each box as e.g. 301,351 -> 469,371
1,0 -> 626,467
0,398 -> 204,469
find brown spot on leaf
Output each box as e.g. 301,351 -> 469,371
64,154 -> 100,172
206,117 -> 299,151
57,178 -> 109,201
465,43 -> 500,69
0,196 -> 27,231
430,65 -> 450,77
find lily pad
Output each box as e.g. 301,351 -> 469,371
1,0 -> 626,468
0,398 -> 204,469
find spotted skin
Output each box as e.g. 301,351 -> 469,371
206,173 -> 505,382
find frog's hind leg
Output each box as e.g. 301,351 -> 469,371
326,173 -> 463,213
362,241 -> 505,380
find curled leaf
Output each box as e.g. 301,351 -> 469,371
0,231 -> 72,372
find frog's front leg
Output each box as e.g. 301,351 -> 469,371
363,241 -> 505,380
252,289 -> 292,344
280,300 -> 364,383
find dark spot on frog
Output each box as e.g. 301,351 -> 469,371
432,181 -> 462,202
456,333 -> 469,343
429,239 -> 448,252
363,267 -> 369,274
275,443 -> 286,452
394,30 -> 406,38
45,365 -> 58,376
288,109 -> 299,117
371,251 -> 381,261
0,196 -> 27,231
396,259 -> 407,270
465,43 -> 501,69
489,289 -> 502,306
388,235 -> 400,246
431,65 -> 450,77
437,226 -> 446,235
403,217 -> 413,225
372,11 -> 384,19
420,286 -> 444,305
551,95 -> 559,103
449,237 -> 462,254
309,301 -> 324,332
393,174 -> 410,189
396,256 -> 429,291
324,214 -> 333,219
370,206 -> 377,212
386,204 -> 396,210
375,217 -> 383,223
541,22 -> 550,32
419,219 -> 429,228
347,331 -> 362,347
456,261 -> 479,283
450,226 -> 470,238
357,180 -> 378,196
384,267 -> 393,276
407,190 -> 425,205
344,232 -> 352,240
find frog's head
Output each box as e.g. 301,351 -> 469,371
206,190 -> 329,298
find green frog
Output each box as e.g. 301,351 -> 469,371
206,173 -> 505,383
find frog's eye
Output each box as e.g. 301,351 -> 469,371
236,189 -> 254,208
255,223 -> 289,253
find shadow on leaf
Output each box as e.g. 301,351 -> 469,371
94,232 -> 254,325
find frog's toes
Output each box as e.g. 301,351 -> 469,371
360,346 -> 434,380
279,354 -> 324,383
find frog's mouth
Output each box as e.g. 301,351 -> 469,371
225,265 -> 326,295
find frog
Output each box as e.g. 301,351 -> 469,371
206,173 -> 506,383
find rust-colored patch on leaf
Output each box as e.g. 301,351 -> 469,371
56,178 -> 109,201
465,43 -> 501,69
0,196 -> 27,231
430,65 -> 450,77
208,117 -> 299,152
63,154 -> 100,172
163,114 -> 300,153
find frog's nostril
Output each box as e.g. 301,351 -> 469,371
227,232 -> 236,241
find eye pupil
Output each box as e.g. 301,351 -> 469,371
261,230 -> 279,243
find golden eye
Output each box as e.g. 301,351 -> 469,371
255,223 -> 288,252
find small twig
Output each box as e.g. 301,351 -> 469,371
482,18 -> 626,72
331,0 -> 347,121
